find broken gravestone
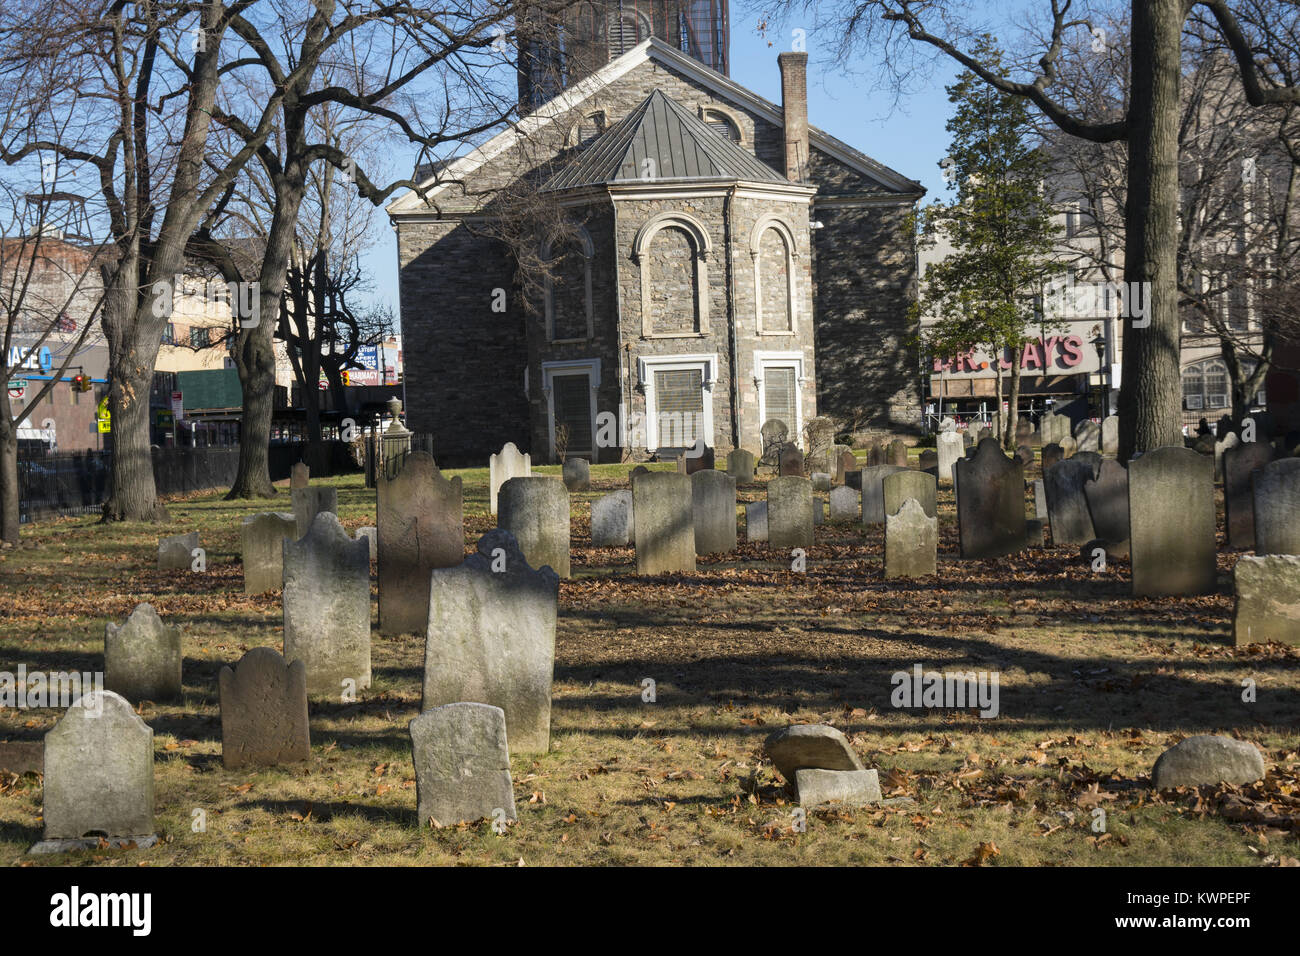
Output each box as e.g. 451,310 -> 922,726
763,724 -> 880,809
410,702 -> 516,827
104,603 -> 182,703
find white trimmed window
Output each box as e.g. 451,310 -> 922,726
638,353 -> 717,453
542,359 -> 601,459
754,351 -> 807,436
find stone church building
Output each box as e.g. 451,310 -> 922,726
389,17 -> 924,466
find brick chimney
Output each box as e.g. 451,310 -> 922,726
778,52 -> 809,183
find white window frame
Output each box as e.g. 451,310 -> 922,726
749,215 -> 799,336
753,350 -> 808,439
638,352 -> 718,452
542,358 -> 601,460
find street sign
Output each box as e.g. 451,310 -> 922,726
7,379 -> 27,400
96,396 -> 111,434
171,391 -> 184,422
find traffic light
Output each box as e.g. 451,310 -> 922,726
71,374 -> 92,393
340,370 -> 350,386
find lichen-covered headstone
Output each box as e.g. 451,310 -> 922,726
887,439 -> 908,467
290,462 -> 310,490
219,647 -> 310,769
1233,555 -> 1300,646
829,485 -> 859,523
562,457 -> 591,491
410,702 -> 516,826
885,498 -> 937,579
1101,416 -> 1119,457
241,512 -> 297,594
283,512 -> 371,697
423,530 -> 558,753
936,430 -> 962,485
954,439 -> 1027,560
489,442 -> 531,514
157,531 -> 198,571
767,476 -> 814,549
292,485 -> 338,539
37,690 -> 153,850
810,472 -> 832,492
882,469 -> 936,520
498,476 -> 570,578
746,501 -> 768,542
378,451 -> 464,635
1084,460 -> 1130,555
1044,458 -> 1100,547
1074,420 -> 1100,453
860,464 -> 908,525
726,448 -> 755,482
1129,446 -> 1216,597
691,470 -> 737,555
591,490 -> 634,547
778,444 -> 804,477
632,471 -> 695,574
104,603 -> 182,702
1223,440 -> 1273,550
1253,458 -> 1300,556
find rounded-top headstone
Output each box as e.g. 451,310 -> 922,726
498,476 -> 571,578
562,457 -> 591,492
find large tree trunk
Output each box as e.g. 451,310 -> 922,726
0,410 -> 19,545
1117,0 -> 1185,461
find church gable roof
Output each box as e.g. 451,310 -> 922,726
543,90 -> 787,190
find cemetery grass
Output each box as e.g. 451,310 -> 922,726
1,464 -> 1298,867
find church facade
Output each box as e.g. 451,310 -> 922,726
389,32 -> 924,466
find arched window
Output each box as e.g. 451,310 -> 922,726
700,108 -> 742,144
542,227 -> 595,342
570,110 -> 607,148
749,216 -> 799,334
607,11 -> 650,58
1182,359 -> 1229,410
633,212 -> 712,338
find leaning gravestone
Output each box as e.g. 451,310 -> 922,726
1041,443 -> 1064,471
954,439 -> 1027,559
1084,459 -> 1130,556
1102,416 -> 1119,456
157,531 -> 198,571
726,448 -> 755,482
292,485 -> 338,539
290,461 -> 310,490
498,476 -> 570,578
562,457 -> 591,491
218,647 -> 310,770
241,512 -> 297,594
885,498 -> 937,579
35,690 -> 154,852
591,490 -> 634,547
104,603 -> 182,703
410,702 -> 516,827
882,469 -> 937,519
424,530 -> 558,753
691,470 -> 737,555
768,476 -> 814,549
1074,420 -> 1100,453
829,485 -> 859,523
1223,441 -> 1273,550
779,444 -> 804,477
489,442 -> 531,515
1129,446 -> 1217,597
1233,555 -> 1300,646
887,439 -> 908,467
378,451 -> 464,636
1253,458 -> 1300,556
283,512 -> 371,697
632,472 -> 696,574
861,464 -> 908,525
936,430 -> 963,485
1043,458 -> 1100,547
745,501 -> 768,542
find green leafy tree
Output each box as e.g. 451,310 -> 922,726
915,39 -> 1063,450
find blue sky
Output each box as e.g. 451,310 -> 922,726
361,13 -> 960,327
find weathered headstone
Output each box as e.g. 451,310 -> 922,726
562,457 -> 591,491
498,476 -> 570,578
157,531 -> 198,571
860,464 -> 909,526
241,512 -> 297,594
1129,446 -> 1217,597
283,512 -> 371,697
813,497 -> 826,526
1224,441 -> 1273,550
629,465 -> 650,483
1014,445 -> 1034,468
760,419 -> 790,466
887,439 -> 908,467
836,448 -> 857,484
954,439 -> 1027,559
290,462 -> 310,490
829,485 -> 859,523
1043,458 -> 1100,547
794,768 -> 882,808
885,497 -> 937,579
1015,418 -> 1034,443
1041,412 -> 1069,445
882,469 -> 937,519
1253,458 -> 1300,556
691,470 -> 737,555
292,485 -> 338,539
1033,479 -> 1047,520
1084,459 -> 1130,555
489,442 -> 531,514
632,472 -> 696,574
764,724 -> 864,783
378,451 -> 464,635
865,440 -> 883,466
810,472 -> 832,492
219,647 -> 310,770
726,448 -> 755,482
410,702 -> 516,826
37,690 -> 153,850
355,526 -> 377,560
745,501 -> 769,542
1151,735 -> 1265,789
423,530 -> 558,753
962,430 -> 975,449
1101,416 -> 1119,456
779,444 -> 804,476
1059,435 -> 1078,458
918,449 -> 938,476
591,490 -> 634,547
936,430 -> 963,485
767,476 -> 814,549
1074,419 -> 1100,453
104,603 -> 182,703
1041,443 -> 1064,471
1233,555 -> 1300,646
